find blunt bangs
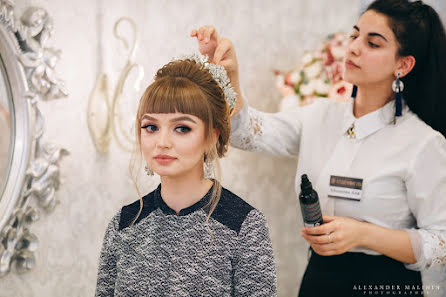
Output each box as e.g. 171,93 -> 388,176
137,76 -> 212,125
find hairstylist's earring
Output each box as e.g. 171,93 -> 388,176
203,153 -> 214,179
145,165 -> 154,176
351,85 -> 357,99
392,72 -> 404,117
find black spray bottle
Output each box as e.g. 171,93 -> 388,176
299,174 -> 323,227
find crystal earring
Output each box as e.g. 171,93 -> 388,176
203,153 -> 214,179
144,165 -> 154,176
392,72 -> 404,117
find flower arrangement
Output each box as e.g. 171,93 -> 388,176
276,32 -> 353,107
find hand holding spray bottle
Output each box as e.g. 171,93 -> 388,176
299,174 -> 323,227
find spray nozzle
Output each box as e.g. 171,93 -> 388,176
300,174 -> 313,193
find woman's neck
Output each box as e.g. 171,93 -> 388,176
354,83 -> 394,118
160,171 -> 213,215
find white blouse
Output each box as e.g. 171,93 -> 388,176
230,96 -> 446,271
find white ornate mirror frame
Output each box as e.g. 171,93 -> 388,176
0,1 -> 67,277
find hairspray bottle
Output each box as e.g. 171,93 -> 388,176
299,174 -> 323,227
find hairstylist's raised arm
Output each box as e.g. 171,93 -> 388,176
191,26 -> 244,116
191,26 -> 303,158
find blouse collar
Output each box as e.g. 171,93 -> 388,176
342,98 -> 409,140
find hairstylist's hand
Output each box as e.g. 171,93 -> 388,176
190,26 -> 218,61
191,26 -> 243,115
191,27 -> 239,83
300,216 -> 367,256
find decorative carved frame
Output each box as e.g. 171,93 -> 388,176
0,1 -> 67,277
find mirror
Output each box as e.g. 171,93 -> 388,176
0,3 -> 68,277
0,55 -> 12,197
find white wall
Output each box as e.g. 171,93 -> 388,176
1,1 -> 444,296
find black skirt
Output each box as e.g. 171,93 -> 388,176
298,250 -> 423,297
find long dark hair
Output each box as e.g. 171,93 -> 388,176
367,0 -> 446,137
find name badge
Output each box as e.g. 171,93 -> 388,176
328,175 -> 363,201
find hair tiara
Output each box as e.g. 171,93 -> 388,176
175,53 -> 237,111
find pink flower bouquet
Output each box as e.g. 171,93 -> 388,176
276,33 -> 353,106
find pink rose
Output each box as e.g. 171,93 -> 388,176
329,81 -> 353,102
323,45 -> 335,66
327,61 -> 344,83
285,73 -> 294,86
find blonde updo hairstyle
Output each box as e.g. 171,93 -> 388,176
129,59 -> 231,226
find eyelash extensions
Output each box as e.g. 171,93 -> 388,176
140,124 -> 191,134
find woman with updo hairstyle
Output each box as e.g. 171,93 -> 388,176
193,0 -> 446,296
95,58 -> 277,296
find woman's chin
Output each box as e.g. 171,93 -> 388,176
156,171 -> 176,178
342,73 -> 355,85
156,169 -> 187,178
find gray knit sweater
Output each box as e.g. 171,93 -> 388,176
95,184 -> 277,296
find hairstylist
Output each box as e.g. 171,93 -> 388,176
191,1 -> 446,296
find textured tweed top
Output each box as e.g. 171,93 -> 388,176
95,183 -> 277,296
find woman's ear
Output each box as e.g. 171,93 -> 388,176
206,128 -> 220,156
209,128 -> 219,147
214,128 -> 220,141
396,55 -> 416,78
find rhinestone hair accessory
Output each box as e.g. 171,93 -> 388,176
176,53 -> 237,110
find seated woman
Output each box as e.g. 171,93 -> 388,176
95,56 -> 277,296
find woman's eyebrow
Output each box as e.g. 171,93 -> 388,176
170,116 -> 197,124
140,114 -> 197,124
141,115 -> 158,122
369,32 -> 388,42
353,25 -> 388,42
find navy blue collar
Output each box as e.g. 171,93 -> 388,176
153,182 -> 215,216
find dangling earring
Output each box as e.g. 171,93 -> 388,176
392,72 -> 404,117
351,85 -> 358,99
203,153 -> 214,179
144,165 -> 154,176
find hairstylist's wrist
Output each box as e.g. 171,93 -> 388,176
356,221 -> 372,248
